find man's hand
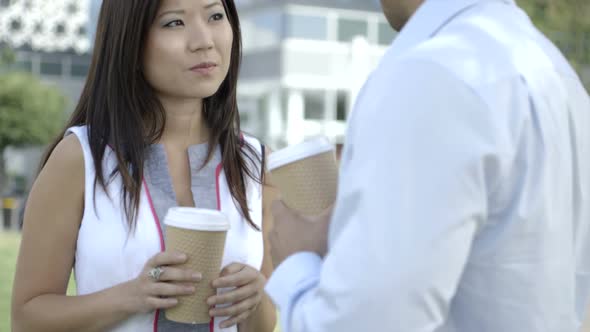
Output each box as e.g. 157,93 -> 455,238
208,263 -> 266,329
269,200 -> 332,267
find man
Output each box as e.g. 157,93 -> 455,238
266,0 -> 590,331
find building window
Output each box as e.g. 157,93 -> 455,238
55,23 -> 66,35
378,21 -> 397,46
71,63 -> 90,77
286,14 -> 327,41
67,2 -> 78,14
15,59 -> 32,72
336,91 -> 349,121
338,18 -> 368,43
241,9 -> 283,51
33,22 -> 43,33
240,111 -> 251,125
40,61 -> 62,76
304,91 -> 325,120
10,18 -> 22,31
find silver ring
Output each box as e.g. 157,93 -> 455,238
148,266 -> 164,282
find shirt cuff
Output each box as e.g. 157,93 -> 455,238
265,252 -> 323,329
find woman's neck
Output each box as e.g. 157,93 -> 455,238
158,96 -> 210,148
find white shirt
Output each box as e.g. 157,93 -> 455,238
266,0 -> 590,331
67,126 -> 264,332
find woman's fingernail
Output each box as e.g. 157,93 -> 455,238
192,273 -> 202,280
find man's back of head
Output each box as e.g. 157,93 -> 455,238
379,0 -> 425,31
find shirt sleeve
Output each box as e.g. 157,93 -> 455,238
266,59 -> 502,332
265,252 -> 323,329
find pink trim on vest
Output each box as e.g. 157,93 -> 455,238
143,178 -> 166,332
211,162 -> 224,331
215,162 -> 223,211
143,178 -> 166,251
153,310 -> 161,332
144,161 -> 231,332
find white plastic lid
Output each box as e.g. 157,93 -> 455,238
268,136 -> 335,171
163,207 -> 230,231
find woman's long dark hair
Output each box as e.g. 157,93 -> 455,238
41,0 -> 263,230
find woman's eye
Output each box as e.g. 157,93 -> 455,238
164,20 -> 184,28
210,13 -> 224,22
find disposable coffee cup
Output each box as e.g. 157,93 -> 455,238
163,208 -> 230,324
268,137 -> 338,216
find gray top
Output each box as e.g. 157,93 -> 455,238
144,143 -> 221,331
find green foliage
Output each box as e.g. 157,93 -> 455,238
0,47 -> 16,67
518,0 -> 590,65
0,232 -> 21,332
0,232 -> 77,332
0,72 -> 67,151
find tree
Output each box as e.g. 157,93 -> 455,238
518,0 -> 590,74
0,70 -> 67,195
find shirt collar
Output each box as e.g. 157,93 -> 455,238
389,0 -> 517,57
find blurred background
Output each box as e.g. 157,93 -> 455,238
0,0 -> 588,330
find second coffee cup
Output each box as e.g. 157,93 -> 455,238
268,136 -> 339,216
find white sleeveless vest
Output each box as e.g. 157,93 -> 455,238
67,126 -> 264,332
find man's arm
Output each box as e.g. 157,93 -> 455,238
267,59 -> 502,332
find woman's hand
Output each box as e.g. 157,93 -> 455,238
207,263 -> 266,328
120,251 -> 203,314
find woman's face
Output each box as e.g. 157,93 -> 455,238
143,0 -> 234,100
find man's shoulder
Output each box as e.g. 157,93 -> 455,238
388,4 -> 570,90
399,34 -> 521,89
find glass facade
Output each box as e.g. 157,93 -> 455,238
241,5 -> 393,46
89,0 -> 102,46
286,14 -> 328,41
241,9 -> 284,51
378,21 -> 397,45
40,61 -> 62,76
71,62 -> 90,77
304,90 -> 326,120
338,18 -> 369,42
336,90 -> 349,121
238,3 -> 394,147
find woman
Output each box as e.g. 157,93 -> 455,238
11,0 -> 276,331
